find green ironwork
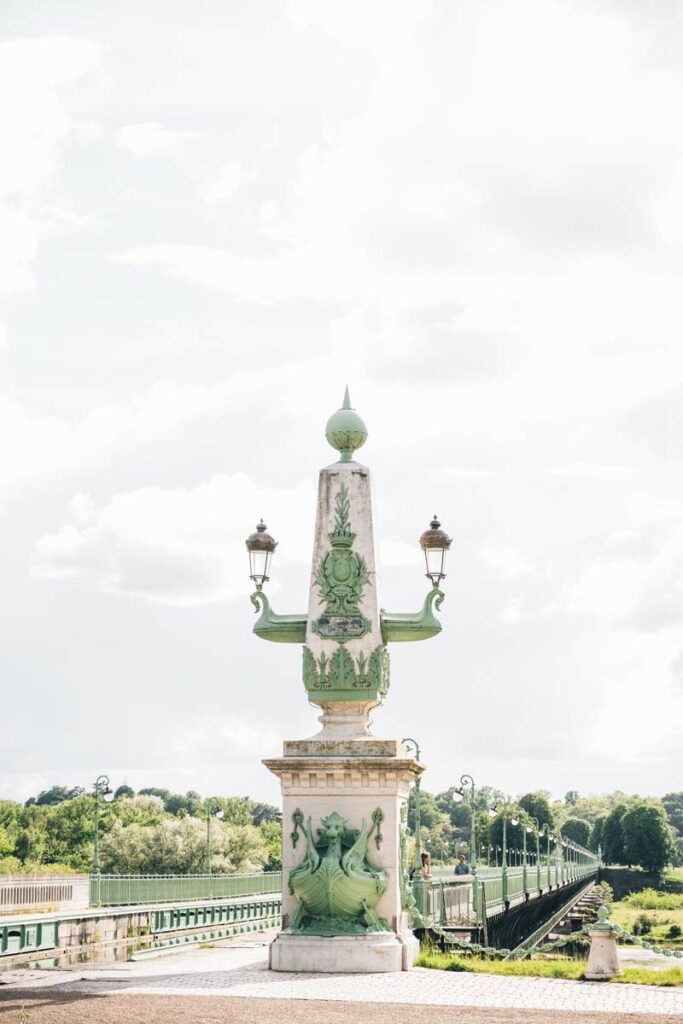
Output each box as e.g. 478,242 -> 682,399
325,387 -> 368,463
90,871 -> 282,906
414,839 -> 600,933
291,808 -> 304,848
287,811 -> 389,935
380,588 -> 445,643
251,591 -> 306,643
302,643 -> 390,698
372,807 -> 385,849
455,773 -> 477,872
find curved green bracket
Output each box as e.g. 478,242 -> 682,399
380,588 -> 445,643
251,592 -> 307,643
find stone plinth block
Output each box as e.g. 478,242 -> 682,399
269,931 -> 404,973
264,748 -> 422,972
585,928 -> 621,980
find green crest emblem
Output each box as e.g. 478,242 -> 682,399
313,482 -> 371,636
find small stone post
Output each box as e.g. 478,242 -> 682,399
585,906 -> 622,981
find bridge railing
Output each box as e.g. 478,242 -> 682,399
416,844 -> 599,929
90,871 -> 283,906
420,878 -> 475,926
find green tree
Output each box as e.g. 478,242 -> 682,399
602,804 -> 628,865
114,785 -> 134,799
250,802 -> 281,826
622,802 -> 675,874
518,792 -> 554,830
216,797 -> 253,826
407,788 -> 443,832
34,786 -> 85,806
258,820 -> 282,870
561,817 -> 591,846
589,814 -> 605,853
435,788 -> 475,830
662,793 -> 683,837
565,790 -> 579,806
44,796 -> 98,869
112,795 -> 165,827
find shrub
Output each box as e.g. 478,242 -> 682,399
598,882 -> 614,906
625,888 -> 683,910
667,924 -> 682,939
633,912 -> 656,935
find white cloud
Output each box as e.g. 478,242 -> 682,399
566,517 -> 683,631
482,542 -> 534,578
30,474 -> 315,605
198,160 -> 244,204
671,650 -> 683,692
115,122 -> 199,157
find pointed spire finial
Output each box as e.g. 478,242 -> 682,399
325,389 -> 368,463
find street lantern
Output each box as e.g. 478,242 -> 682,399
245,520 -> 277,590
419,516 -> 452,588
92,774 -> 113,905
453,773 -> 477,871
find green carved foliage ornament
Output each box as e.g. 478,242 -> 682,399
287,810 -> 389,935
302,644 -> 390,697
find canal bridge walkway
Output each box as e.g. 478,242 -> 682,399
0,850 -> 598,967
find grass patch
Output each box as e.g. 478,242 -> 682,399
614,967 -> 683,987
610,901 -> 683,946
416,951 -> 585,979
417,953 -> 683,986
624,888 -> 683,910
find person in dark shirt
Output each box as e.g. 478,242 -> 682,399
454,853 -> 470,875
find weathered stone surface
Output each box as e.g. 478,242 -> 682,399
269,931 -> 405,973
283,738 -> 403,758
585,928 -> 622,980
264,751 -> 422,969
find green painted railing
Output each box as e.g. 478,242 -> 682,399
90,871 -> 282,906
417,848 -> 599,929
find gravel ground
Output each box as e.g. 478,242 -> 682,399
1,992 -> 682,1024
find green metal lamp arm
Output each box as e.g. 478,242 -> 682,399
250,591 -> 307,643
380,588 -> 445,643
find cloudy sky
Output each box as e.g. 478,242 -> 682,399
2,0 -> 682,807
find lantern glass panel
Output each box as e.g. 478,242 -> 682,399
249,548 -> 271,586
424,546 -> 445,582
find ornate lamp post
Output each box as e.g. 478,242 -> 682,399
92,774 -> 113,907
489,799 -> 518,870
529,817 -> 542,890
253,391 -> 450,974
92,774 -> 112,876
452,773 -> 477,872
402,737 -> 422,873
541,824 -> 554,887
203,803 -> 225,875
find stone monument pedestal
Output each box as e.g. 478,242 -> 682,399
264,739 -> 421,973
585,925 -> 621,980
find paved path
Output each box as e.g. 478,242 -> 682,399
2,941 -> 682,1018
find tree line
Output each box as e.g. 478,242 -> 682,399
0,786 -> 282,875
1,783 -> 680,876
409,787 -> 682,875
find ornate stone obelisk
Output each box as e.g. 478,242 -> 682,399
250,390 -> 448,972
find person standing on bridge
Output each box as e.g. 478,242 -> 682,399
454,853 -> 470,875
410,852 -> 433,880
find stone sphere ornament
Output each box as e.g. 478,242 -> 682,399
325,387 -> 368,462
